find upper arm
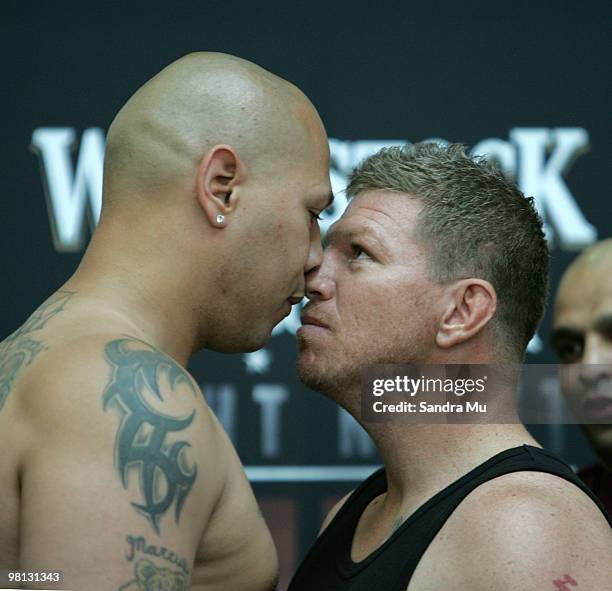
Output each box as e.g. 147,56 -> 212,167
19,336 -> 221,589
423,473 -> 612,591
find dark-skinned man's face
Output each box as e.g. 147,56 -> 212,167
552,244 -> 612,469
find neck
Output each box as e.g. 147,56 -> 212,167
62,221 -> 205,366
355,382 -> 539,515
370,423 -> 537,496
346,361 -> 535,495
364,358 -> 531,492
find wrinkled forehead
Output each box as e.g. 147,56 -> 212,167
335,190 -> 417,230
324,190 -> 423,253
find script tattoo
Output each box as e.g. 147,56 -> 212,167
118,558 -> 187,591
0,290 -> 73,411
103,338 -> 197,533
126,534 -> 190,575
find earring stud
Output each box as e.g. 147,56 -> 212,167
216,214 -> 225,225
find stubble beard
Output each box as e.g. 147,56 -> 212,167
297,334 -> 362,412
297,329 -> 433,414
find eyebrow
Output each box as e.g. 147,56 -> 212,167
326,225 -> 359,246
550,314 -> 612,345
593,314 -> 612,334
550,326 -> 583,345
322,224 -> 351,249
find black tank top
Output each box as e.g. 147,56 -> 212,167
288,445 -> 612,591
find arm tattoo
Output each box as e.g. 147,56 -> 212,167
0,290 -> 73,411
125,534 -> 189,575
103,338 -> 198,533
119,557 -> 187,591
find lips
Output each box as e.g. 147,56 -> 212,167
300,313 -> 330,330
581,396 -> 612,422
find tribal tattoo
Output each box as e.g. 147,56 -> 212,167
0,290 -> 73,411
118,558 -> 187,591
103,338 -> 198,534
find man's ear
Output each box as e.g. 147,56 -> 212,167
435,279 -> 497,349
196,144 -> 243,227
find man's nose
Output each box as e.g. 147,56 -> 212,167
578,364 -> 612,389
582,333 -> 612,364
305,261 -> 334,302
579,334 -> 612,386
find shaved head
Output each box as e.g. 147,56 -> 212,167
558,238 -> 612,287
102,52 -> 323,206
555,238 -> 612,325
87,52 -> 332,353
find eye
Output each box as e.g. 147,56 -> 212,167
350,244 -> 371,261
553,340 -> 583,364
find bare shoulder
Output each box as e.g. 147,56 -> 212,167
456,469 -> 611,537
0,290 -> 76,414
2,333 -> 228,586
18,334 -> 213,435
411,470 -> 612,590
20,329 -> 256,505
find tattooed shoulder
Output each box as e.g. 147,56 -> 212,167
0,290 -> 74,412
102,337 -> 199,534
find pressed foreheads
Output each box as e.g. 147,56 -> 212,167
347,142 -> 549,359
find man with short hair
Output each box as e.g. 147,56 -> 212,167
289,143 -> 611,590
0,53 -> 332,590
552,238 -> 612,513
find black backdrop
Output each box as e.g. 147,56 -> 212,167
2,2 -> 611,588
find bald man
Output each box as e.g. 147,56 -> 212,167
0,53 -> 332,590
552,238 -> 612,514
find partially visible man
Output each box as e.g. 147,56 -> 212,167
0,53 -> 332,590
552,238 -> 612,513
290,143 -> 611,591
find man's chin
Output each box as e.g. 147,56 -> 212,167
298,358 -> 333,394
208,325 -> 272,354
